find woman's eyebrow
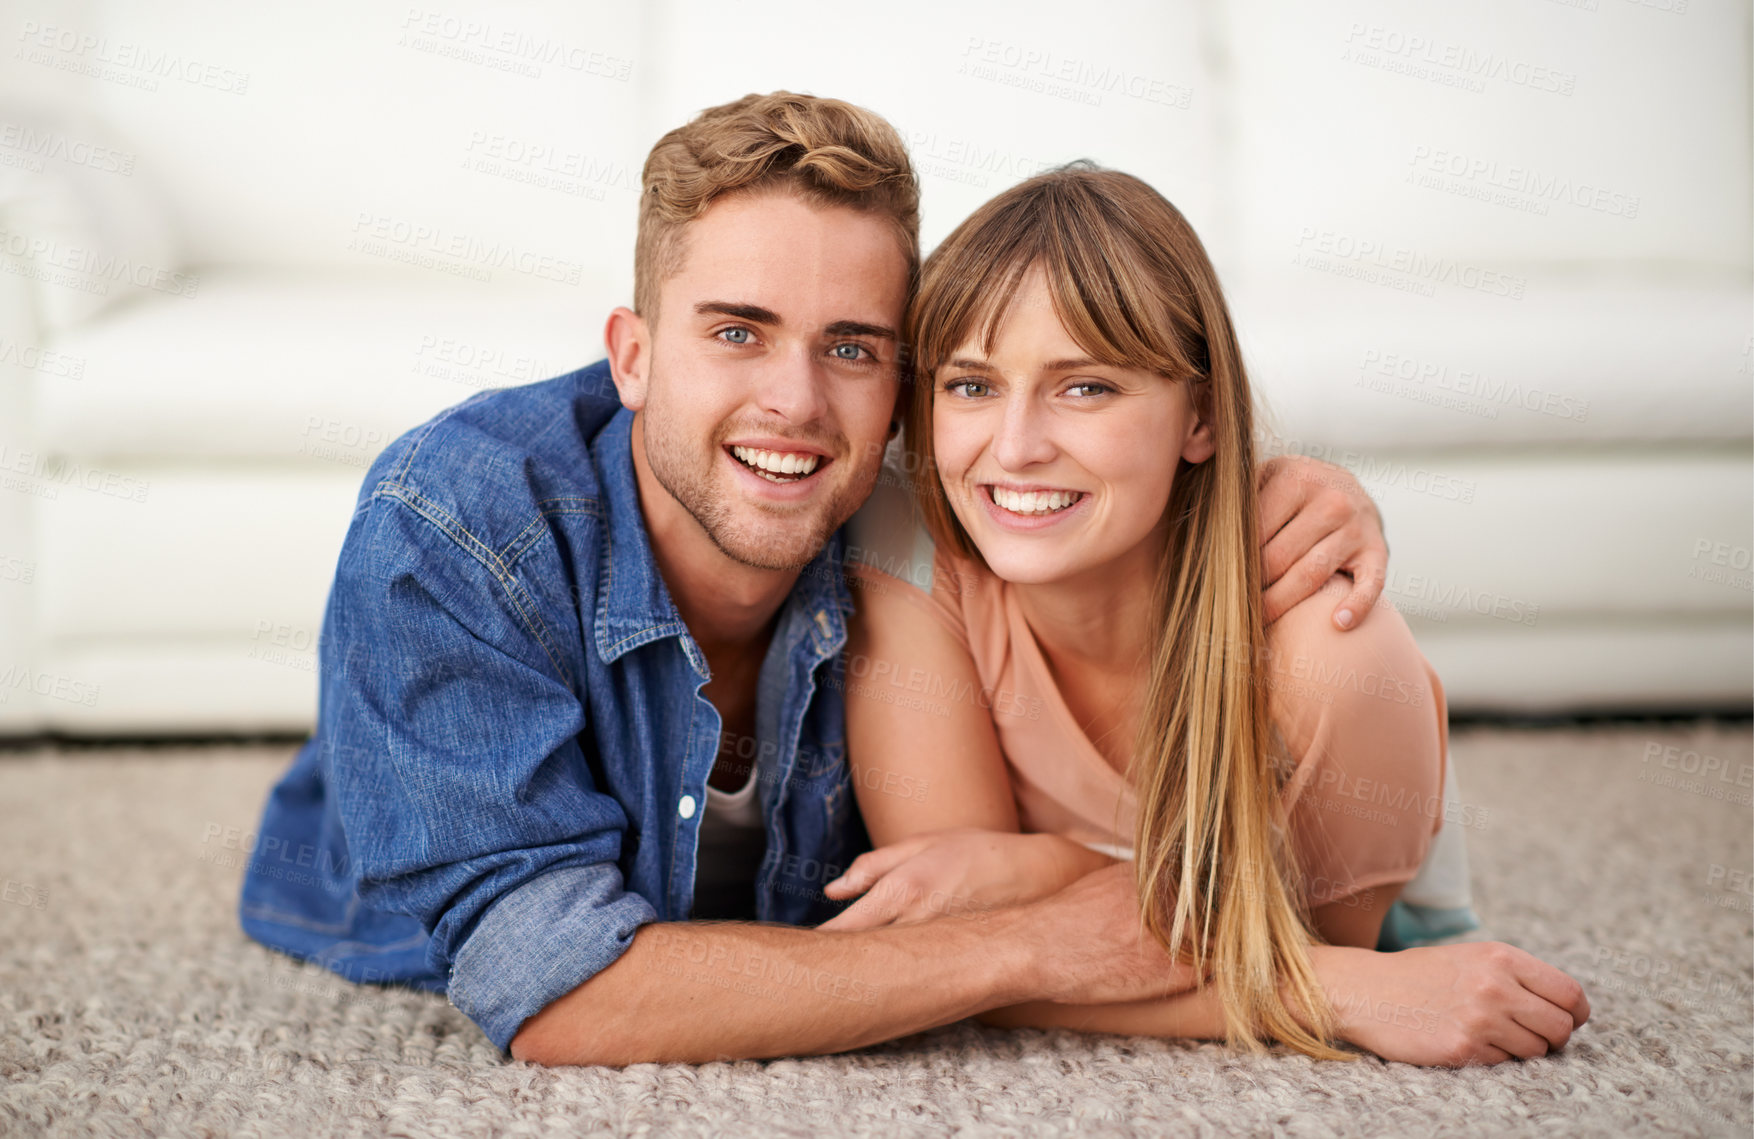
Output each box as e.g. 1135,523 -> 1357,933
944,356 -> 1106,373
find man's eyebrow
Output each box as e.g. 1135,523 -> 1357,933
695,301 -> 781,324
825,320 -> 897,341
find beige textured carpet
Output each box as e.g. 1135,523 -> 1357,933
1,722 -> 1749,1138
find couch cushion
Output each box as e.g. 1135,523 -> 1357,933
1234,278 -> 1752,449
33,268 -> 617,461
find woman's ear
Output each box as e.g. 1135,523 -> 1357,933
603,306 -> 650,410
1180,381 -> 1217,464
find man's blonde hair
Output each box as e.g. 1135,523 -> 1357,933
635,91 -> 920,322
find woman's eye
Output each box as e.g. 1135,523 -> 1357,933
719,327 -> 751,345
1067,381 -> 1111,397
944,379 -> 990,398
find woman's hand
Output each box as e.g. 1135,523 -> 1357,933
818,827 -> 1116,932
1306,941 -> 1591,1066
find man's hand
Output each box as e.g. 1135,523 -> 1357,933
819,828 -> 1115,931
1257,453 -> 1388,628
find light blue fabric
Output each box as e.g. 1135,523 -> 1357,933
238,360 -> 869,1054
1376,901 -> 1485,952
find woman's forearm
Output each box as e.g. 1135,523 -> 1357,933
977,988 -> 1227,1040
977,945 -> 1361,1044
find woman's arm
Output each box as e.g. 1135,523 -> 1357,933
840,565 -> 1020,841
983,940 -> 1592,1068
827,569 -> 1108,928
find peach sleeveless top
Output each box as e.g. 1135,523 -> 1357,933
846,484 -> 1450,909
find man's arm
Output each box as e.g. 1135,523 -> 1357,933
510,864 -> 1204,1066
1257,453 -> 1388,627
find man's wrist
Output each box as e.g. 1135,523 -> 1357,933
978,899 -> 1057,1006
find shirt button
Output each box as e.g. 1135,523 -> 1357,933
678,795 -> 697,820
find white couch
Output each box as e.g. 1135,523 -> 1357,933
0,0 -> 1747,734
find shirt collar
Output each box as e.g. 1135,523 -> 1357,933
589,403 -> 852,669
592,405 -> 693,667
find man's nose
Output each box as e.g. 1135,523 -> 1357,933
755,344 -> 830,424
990,393 -> 1057,470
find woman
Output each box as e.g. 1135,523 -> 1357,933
823,163 -> 1588,1066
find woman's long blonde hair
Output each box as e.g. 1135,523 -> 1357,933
902,162 -> 1351,1061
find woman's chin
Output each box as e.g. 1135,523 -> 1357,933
969,542 -> 1094,587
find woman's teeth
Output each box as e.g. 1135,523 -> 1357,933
732,445 -> 820,481
990,486 -> 1080,515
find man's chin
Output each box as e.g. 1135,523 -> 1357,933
709,531 -> 831,572
703,504 -> 842,572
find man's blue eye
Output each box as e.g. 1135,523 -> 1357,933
721,328 -> 750,344
832,343 -> 866,360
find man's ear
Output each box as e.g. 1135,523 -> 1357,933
603,306 -> 651,411
1180,381 -> 1217,464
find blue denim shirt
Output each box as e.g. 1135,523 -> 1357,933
238,360 -> 868,1053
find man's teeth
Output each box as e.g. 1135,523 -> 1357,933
991,487 -> 1080,515
732,445 -> 820,480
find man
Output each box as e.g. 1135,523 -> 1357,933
239,92 -> 1391,1066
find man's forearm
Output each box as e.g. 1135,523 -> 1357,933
512,906 -> 1041,1066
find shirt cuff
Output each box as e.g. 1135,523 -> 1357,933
445,862 -> 658,1053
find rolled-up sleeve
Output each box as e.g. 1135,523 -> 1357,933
323,496 -> 657,1052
